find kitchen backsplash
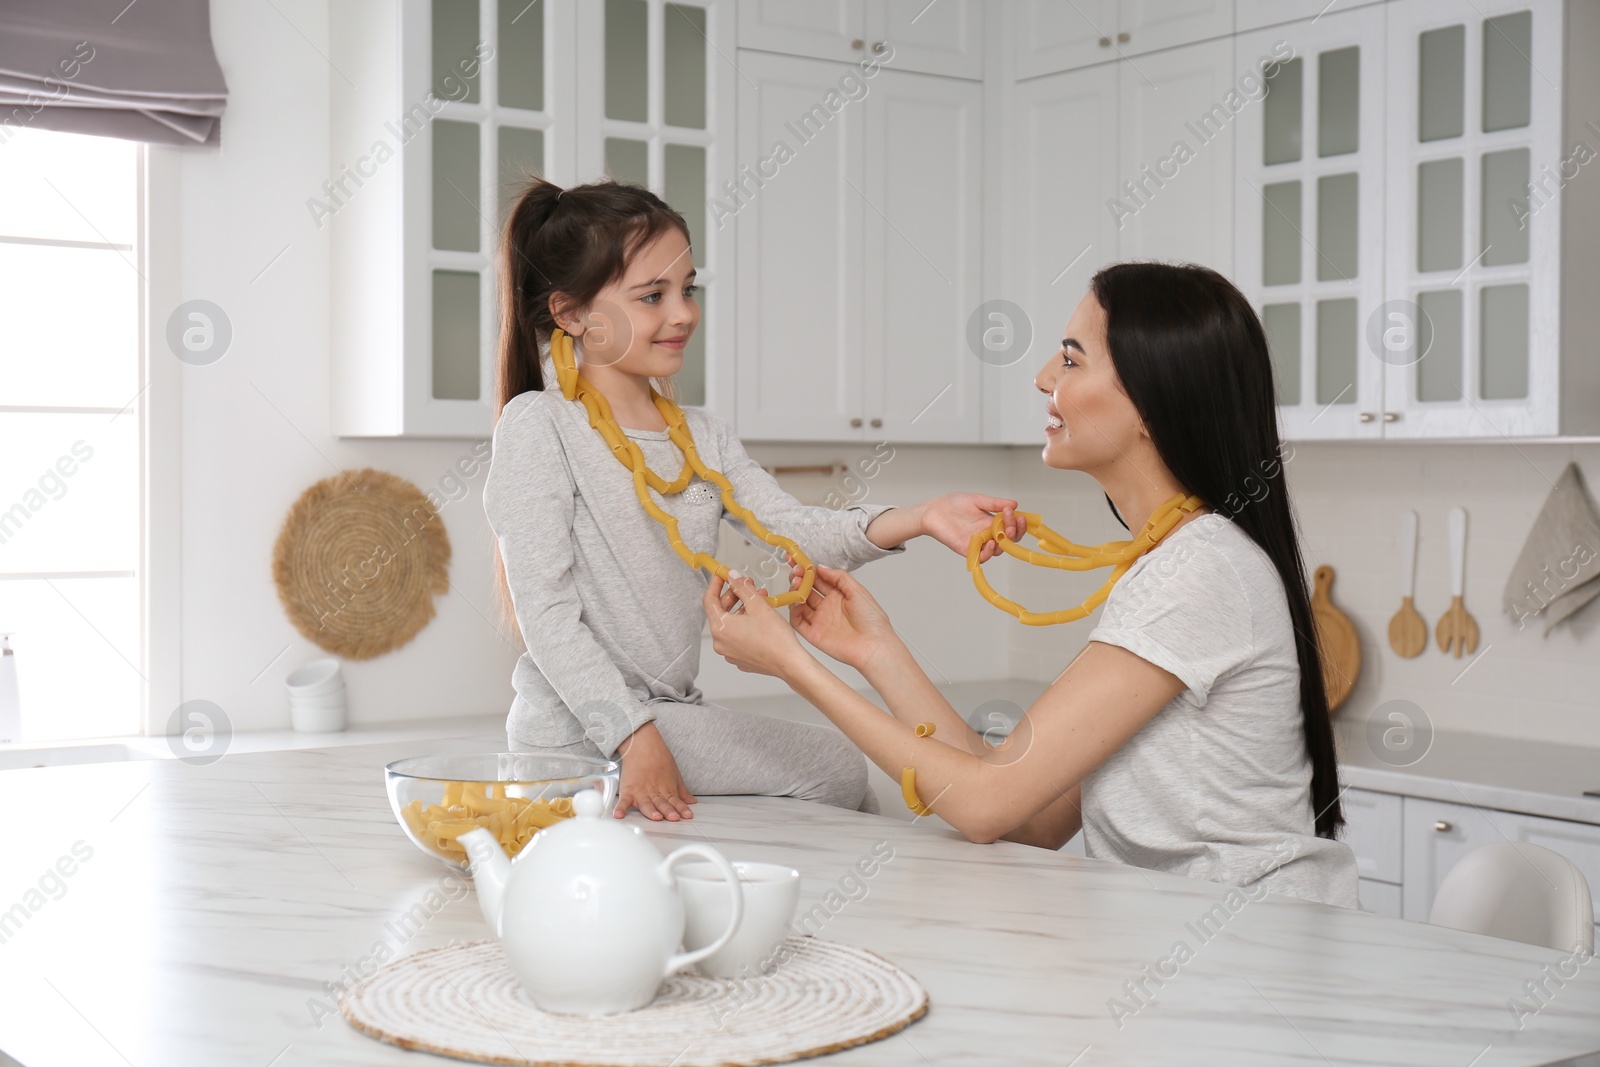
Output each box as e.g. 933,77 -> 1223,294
703,439 -> 1600,751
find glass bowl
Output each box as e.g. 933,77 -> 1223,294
385,752 -> 620,869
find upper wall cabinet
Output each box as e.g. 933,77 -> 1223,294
1235,4 -> 1388,440
1381,0 -> 1569,438
1009,0 -> 1231,79
1236,0 -> 1385,34
987,10 -> 1237,444
328,0 -> 734,438
734,49 -> 983,442
736,0 -> 984,79
1236,0 -> 1599,440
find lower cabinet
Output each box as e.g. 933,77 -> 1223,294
1358,878 -> 1403,918
1344,787 -> 1600,942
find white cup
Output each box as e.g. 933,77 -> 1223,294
289,695 -> 347,733
285,657 -> 343,697
677,861 -> 800,979
291,684 -> 347,710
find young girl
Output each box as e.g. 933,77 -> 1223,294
705,262 -> 1360,908
483,178 -> 1018,821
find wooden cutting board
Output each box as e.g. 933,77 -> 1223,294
1312,565 -> 1361,713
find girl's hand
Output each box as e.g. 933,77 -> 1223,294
786,563 -> 898,671
703,570 -> 810,680
918,493 -> 1022,562
614,721 -> 696,821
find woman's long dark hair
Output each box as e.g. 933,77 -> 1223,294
1090,262 -> 1344,839
491,177 -> 692,633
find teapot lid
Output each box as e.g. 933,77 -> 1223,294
572,789 -> 603,820
536,786 -> 639,847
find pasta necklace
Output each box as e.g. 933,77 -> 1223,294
963,493 -> 1205,625
898,496 -> 1203,814
549,327 -> 816,607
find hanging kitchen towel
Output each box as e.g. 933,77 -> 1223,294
1502,463 -> 1600,635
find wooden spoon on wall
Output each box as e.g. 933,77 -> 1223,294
1387,509 -> 1428,657
1313,565 -> 1361,713
1436,507 -> 1480,658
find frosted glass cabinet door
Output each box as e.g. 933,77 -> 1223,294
1382,0 -> 1561,438
1233,5 -> 1386,440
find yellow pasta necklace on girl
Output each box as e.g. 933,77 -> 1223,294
550,327 -> 816,607
965,493 -> 1204,626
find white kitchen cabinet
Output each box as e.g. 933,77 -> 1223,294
1234,4 -> 1387,440
1237,0 -> 1600,441
1359,878 -> 1404,918
734,50 -> 982,442
1236,0 -> 1386,35
1380,0 -> 1571,438
736,0 -> 983,79
986,32 -> 1239,445
1009,0 -> 1232,80
328,0 -> 735,438
1114,36 -> 1236,276
1400,796 -> 1507,920
733,50 -> 862,440
986,62 -> 1120,445
860,68 -> 984,442
1343,787 -> 1404,883
1495,807 -> 1600,939
1400,795 -> 1600,930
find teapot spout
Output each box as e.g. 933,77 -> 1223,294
458,828 -> 512,936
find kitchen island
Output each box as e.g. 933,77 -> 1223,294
2,732 -> 1598,1066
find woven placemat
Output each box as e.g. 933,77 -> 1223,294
340,937 -> 928,1066
271,468 -> 450,660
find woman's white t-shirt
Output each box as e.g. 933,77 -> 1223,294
1083,513 -> 1360,909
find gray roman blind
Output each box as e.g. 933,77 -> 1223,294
0,0 -> 228,146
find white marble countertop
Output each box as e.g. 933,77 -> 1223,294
2,734 -> 1600,1066
1335,717 -> 1600,825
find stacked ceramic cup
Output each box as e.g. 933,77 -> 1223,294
284,657 -> 347,732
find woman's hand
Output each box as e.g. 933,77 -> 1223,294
614,721 -> 696,821
785,562 -> 899,671
702,570 -> 812,680
917,493 -> 1022,562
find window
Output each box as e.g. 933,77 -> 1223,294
0,127 -> 142,742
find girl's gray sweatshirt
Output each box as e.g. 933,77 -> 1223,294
483,384 -> 905,757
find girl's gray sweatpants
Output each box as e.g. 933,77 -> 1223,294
510,699 -> 881,815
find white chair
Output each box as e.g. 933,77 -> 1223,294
1429,842 -> 1594,953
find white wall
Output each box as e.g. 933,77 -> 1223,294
175,0 -> 521,735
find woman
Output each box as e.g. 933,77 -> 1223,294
703,262 -> 1360,908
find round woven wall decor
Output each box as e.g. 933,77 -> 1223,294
272,468 -> 451,660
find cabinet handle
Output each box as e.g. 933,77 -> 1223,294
850,417 -> 863,428
1358,412 -> 1375,423
1098,36 -> 1111,47
1434,820 -> 1453,833
870,418 -> 883,428
851,38 -> 864,50
1117,31 -> 1130,44
1383,411 -> 1400,423
871,41 -> 886,54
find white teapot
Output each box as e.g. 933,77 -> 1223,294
459,789 -> 743,1015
